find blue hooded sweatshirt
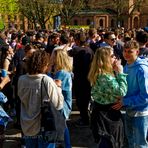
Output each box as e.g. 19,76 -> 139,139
123,57 -> 148,116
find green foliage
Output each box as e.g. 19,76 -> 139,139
59,0 -> 85,25
0,0 -> 19,18
0,18 -> 5,30
18,0 -> 59,29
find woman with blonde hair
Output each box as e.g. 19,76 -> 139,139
49,49 -> 73,148
88,47 -> 127,148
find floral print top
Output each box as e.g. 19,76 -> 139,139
91,73 -> 127,104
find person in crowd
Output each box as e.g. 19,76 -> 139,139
12,36 -> 31,128
68,32 -> 94,126
88,46 -> 127,148
18,50 -> 64,148
0,32 -> 9,68
136,30 -> 148,58
32,32 -> 47,50
2,46 -> 14,74
46,32 -> 60,54
49,48 -> 73,148
0,76 -> 11,148
112,40 -> 148,148
87,28 -> 100,53
100,31 -> 126,66
0,76 -> 10,91
96,29 -> 105,47
9,32 -> 18,50
54,33 -> 72,51
1,46 -> 14,116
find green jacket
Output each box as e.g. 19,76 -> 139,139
91,73 -> 127,104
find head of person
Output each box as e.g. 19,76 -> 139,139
22,35 -> 30,46
2,45 -> 13,58
35,32 -> 44,42
60,34 -> 69,45
104,31 -> 116,47
136,31 -> 148,46
74,32 -> 87,46
24,44 -> 38,58
48,33 -> 60,45
50,49 -> 72,73
11,32 -> 18,41
26,50 -> 50,75
88,46 -> 115,85
88,28 -> 97,39
123,40 -> 139,64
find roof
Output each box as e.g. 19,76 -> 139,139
77,8 -> 116,15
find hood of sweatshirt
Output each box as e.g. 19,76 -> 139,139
125,57 -> 148,69
123,57 -> 148,112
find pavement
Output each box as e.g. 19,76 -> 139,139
3,100 -> 97,148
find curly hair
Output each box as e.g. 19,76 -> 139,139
26,50 -> 50,74
124,40 -> 139,50
24,44 -> 38,53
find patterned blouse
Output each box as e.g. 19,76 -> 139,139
91,73 -> 127,104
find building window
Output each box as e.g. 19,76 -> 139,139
133,17 -> 138,29
74,20 -> 78,25
99,19 -> 103,27
86,19 -> 91,25
111,19 -> 115,28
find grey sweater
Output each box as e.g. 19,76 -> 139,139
18,74 -> 64,136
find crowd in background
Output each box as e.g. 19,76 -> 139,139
0,26 -> 148,148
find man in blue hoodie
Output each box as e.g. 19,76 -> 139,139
112,40 -> 148,148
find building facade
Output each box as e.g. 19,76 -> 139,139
70,0 -> 148,30
1,0 -> 148,31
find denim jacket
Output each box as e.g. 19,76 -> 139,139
51,70 -> 72,119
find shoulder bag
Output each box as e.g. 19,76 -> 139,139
41,76 -> 66,143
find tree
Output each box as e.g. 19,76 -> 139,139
0,0 -> 19,28
59,0 -> 85,25
18,0 -> 59,29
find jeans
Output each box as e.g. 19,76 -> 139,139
97,137 -> 113,148
64,127 -> 71,148
24,135 -> 55,148
124,114 -> 148,148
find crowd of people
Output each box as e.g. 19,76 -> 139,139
0,27 -> 148,148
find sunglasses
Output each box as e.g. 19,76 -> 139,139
110,38 -> 116,41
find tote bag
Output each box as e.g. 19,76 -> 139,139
41,77 -> 66,143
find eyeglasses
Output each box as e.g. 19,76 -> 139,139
110,38 -> 116,41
